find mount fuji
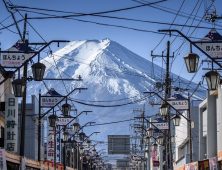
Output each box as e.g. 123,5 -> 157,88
26,38 -> 206,157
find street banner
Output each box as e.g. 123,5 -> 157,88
1,40 -> 33,67
47,118 -> 54,160
152,122 -> 169,130
57,116 -> 74,126
41,88 -> 63,107
56,126 -> 61,163
4,94 -> 18,153
209,157 -> 218,170
167,93 -> 188,110
0,149 -> 7,170
196,29 -> 222,58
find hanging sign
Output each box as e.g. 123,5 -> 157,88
0,149 -> 7,170
47,118 -> 54,160
66,126 -> 75,135
4,94 -> 18,153
152,122 -> 169,130
41,88 -> 63,107
57,116 -> 74,126
196,43 -> 222,57
167,100 -> 188,110
56,126 -> 61,163
1,40 -> 34,67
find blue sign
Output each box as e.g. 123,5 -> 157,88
56,126 -> 61,163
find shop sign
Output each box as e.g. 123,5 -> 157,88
56,126 -> 61,163
167,100 -> 188,110
209,157 -> 218,170
47,118 -> 54,160
0,149 -> 7,170
4,94 -> 18,153
57,116 -> 74,126
66,126 -> 75,135
196,43 -> 222,58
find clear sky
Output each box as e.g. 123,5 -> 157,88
1,0 -> 222,87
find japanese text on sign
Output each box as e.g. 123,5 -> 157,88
1,53 -> 31,67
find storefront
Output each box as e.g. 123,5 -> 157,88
199,159 -> 209,170
218,151 -> 222,170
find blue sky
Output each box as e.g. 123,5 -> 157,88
1,0 -> 222,85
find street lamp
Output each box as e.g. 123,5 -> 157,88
12,78 -> 26,97
205,70 -> 220,90
62,101 -> 71,116
184,53 -> 199,73
72,123 -> 80,133
86,153 -> 91,161
92,148 -> 96,156
152,143 -> 158,151
156,136 -> 164,145
147,128 -> 154,137
172,114 -> 181,126
31,62 -> 46,81
159,104 -> 169,116
79,132 -> 86,141
48,114 -> 58,127
62,131 -> 70,141
79,145 -> 85,154
144,136 -> 150,144
87,140 -> 91,148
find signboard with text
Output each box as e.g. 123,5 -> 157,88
47,118 -> 54,160
4,94 -> 18,153
0,149 -> 7,170
56,126 -> 61,163
57,116 -> 74,126
1,40 -> 33,67
167,93 -> 188,110
41,88 -> 63,108
152,122 -> 169,130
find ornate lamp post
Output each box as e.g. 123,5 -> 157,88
62,98 -> 71,116
72,123 -> 80,133
184,53 -> 200,73
159,104 -> 169,116
12,78 -> 26,97
156,136 -> 164,145
147,128 -> 154,137
48,114 -> 58,127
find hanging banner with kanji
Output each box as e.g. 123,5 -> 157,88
47,117 -> 54,160
56,126 -> 61,163
196,29 -> 222,58
41,88 -> 63,107
1,40 -> 33,67
4,94 -> 18,153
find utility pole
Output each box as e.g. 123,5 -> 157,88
20,13 -> 28,157
151,41 -> 174,170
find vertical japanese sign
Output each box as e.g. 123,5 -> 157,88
47,117 -> 54,160
4,94 -> 18,153
0,149 -> 7,170
56,126 -> 61,163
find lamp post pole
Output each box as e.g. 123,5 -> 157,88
54,113 -> 57,170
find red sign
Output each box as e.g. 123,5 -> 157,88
153,161 -> 160,167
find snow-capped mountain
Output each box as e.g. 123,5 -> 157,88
26,38 -> 206,152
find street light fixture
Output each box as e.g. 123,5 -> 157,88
12,78 -> 26,97
72,123 -> 80,133
31,62 -> 46,81
48,114 -> 58,127
92,148 -> 96,155
184,53 -> 199,73
144,136 -> 150,144
156,136 -> 164,145
62,101 -> 71,116
86,153 -> 91,161
87,140 -> 91,148
79,132 -> 86,141
172,114 -> 181,126
62,131 -> 70,142
79,145 -> 85,154
159,104 -> 169,116
205,70 -> 221,90
152,143 -> 158,151
147,128 -> 154,137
